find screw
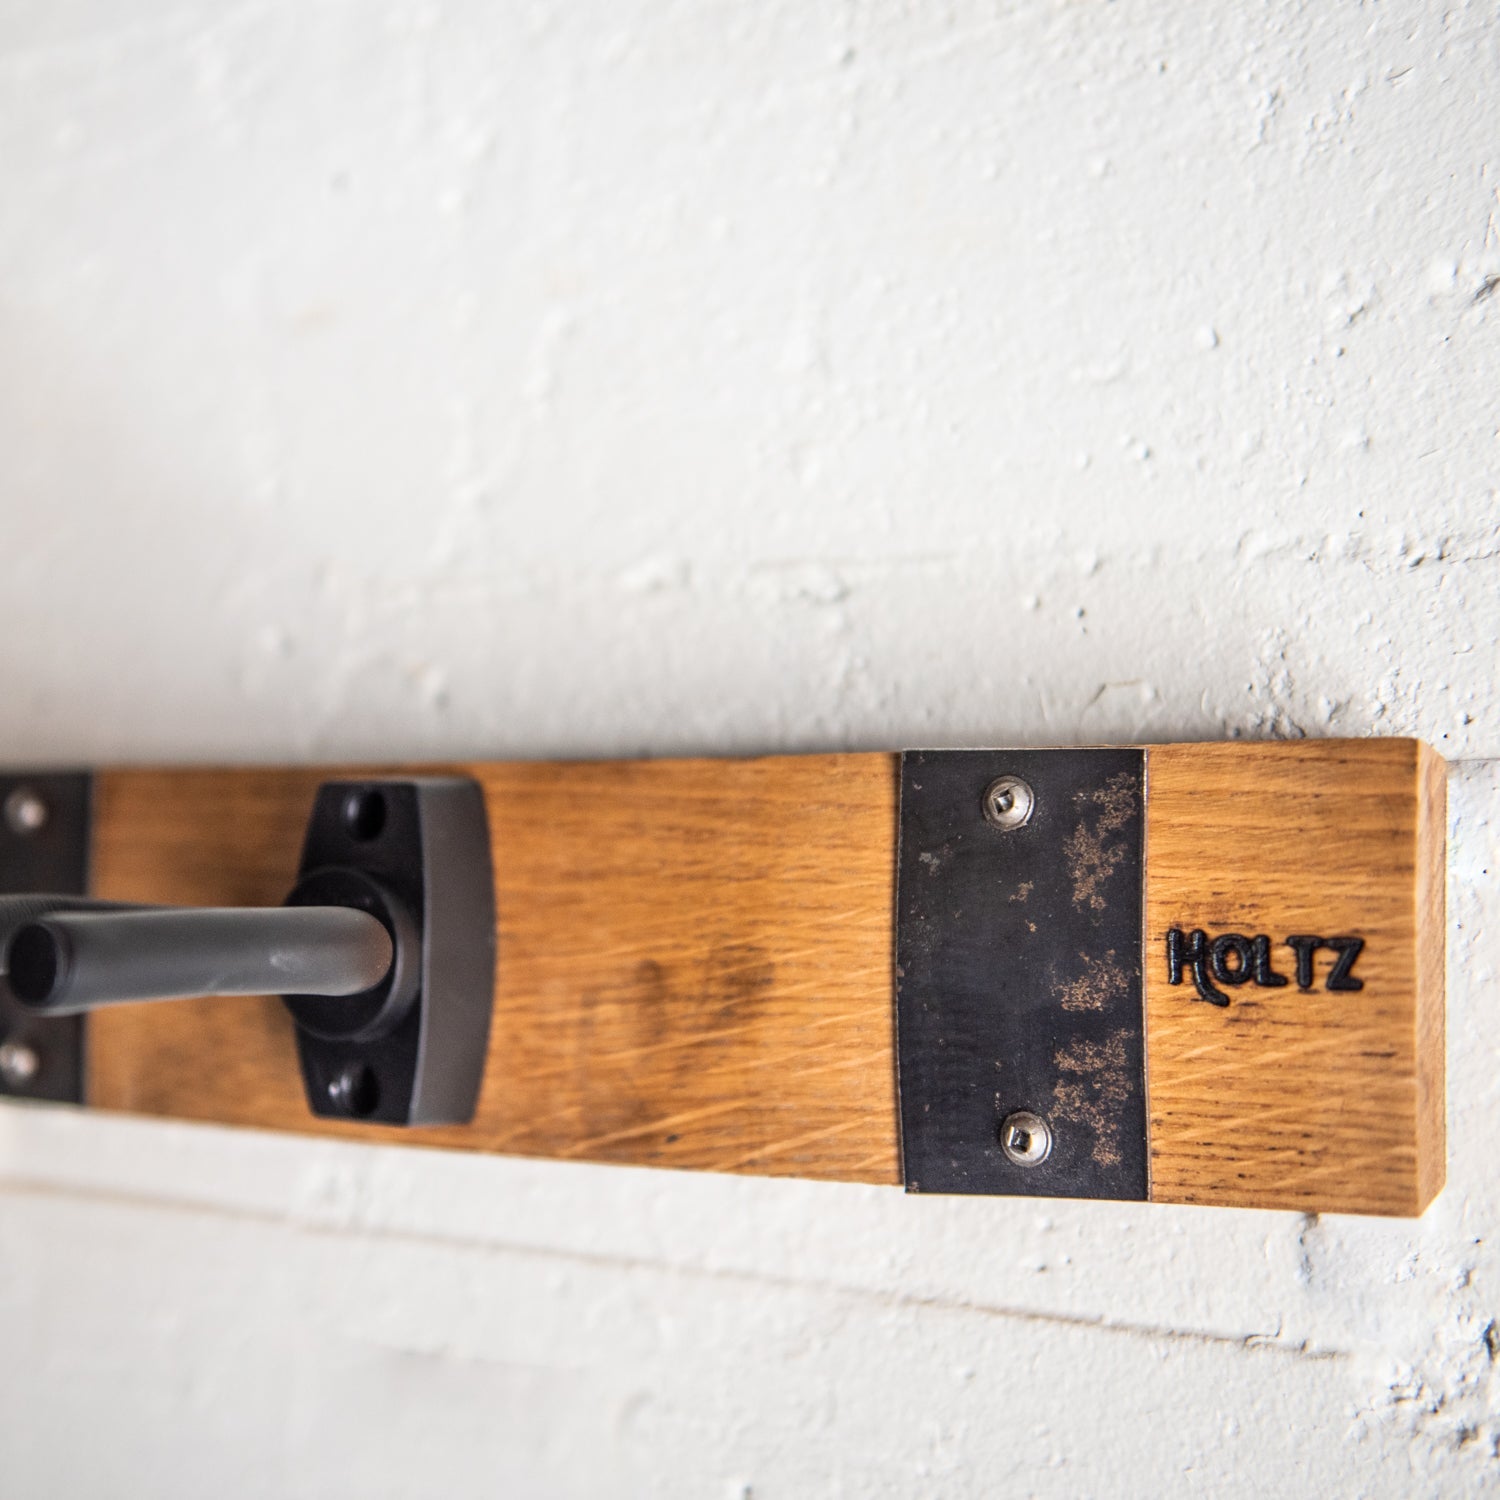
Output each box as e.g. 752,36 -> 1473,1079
342,788 -> 387,843
326,1063 -> 380,1119
3,787 -> 49,836
0,1041 -> 40,1088
983,776 -> 1034,831
1000,1110 -> 1052,1166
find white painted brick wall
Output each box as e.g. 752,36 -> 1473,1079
0,2 -> 1496,1493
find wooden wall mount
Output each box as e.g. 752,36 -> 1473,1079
33,739 -> 1447,1216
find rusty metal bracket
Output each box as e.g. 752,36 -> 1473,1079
894,749 -> 1148,1199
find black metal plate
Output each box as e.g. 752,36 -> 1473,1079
895,749 -> 1146,1199
0,773 -> 90,1104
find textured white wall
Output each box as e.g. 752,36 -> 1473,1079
0,1 -> 1497,1494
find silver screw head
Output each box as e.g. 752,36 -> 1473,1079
983,776 -> 1034,831
1000,1110 -> 1052,1166
0,1041 -> 41,1087
3,787 -> 49,836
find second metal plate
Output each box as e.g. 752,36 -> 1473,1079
0,773 -> 90,1104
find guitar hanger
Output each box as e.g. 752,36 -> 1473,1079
0,738 -> 1446,1217
0,778 -> 493,1126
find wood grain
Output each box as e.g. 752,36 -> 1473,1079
1142,739 -> 1446,1216
87,756 -> 903,1184
81,740 -> 1445,1214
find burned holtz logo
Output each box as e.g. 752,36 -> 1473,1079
1166,928 -> 1364,1007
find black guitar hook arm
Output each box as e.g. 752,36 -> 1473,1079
0,898 -> 394,1015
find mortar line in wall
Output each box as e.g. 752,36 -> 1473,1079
0,1172 -> 1348,1366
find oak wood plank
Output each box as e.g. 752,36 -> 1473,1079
80,739 -> 1446,1214
1142,739 -> 1445,1216
86,755 -> 903,1184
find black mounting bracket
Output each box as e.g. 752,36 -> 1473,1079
283,778 -> 496,1125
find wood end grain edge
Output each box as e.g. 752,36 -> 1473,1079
1413,739 -> 1448,1214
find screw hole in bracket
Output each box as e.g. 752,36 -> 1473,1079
327,1062 -> 381,1118
342,788 -> 387,843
